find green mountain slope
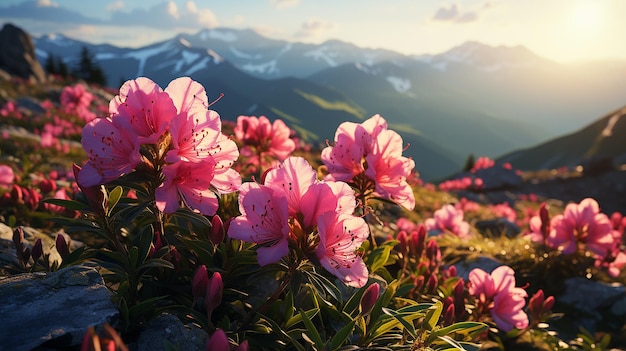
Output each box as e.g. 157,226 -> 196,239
497,106 -> 626,170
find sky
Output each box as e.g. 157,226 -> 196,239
1,0 -> 625,63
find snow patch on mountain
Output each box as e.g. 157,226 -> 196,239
40,33 -> 73,47
95,53 -> 117,60
354,62 -> 381,76
602,111 -> 624,137
304,46 -> 338,67
124,41 -> 173,76
35,49 -> 48,59
206,49 -> 224,64
178,38 -> 192,48
242,60 -> 278,75
173,50 -> 201,72
185,57 -> 211,75
230,46 -> 262,60
200,29 -> 238,42
386,76 -> 411,93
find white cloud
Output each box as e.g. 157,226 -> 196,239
196,8 -> 218,28
36,0 -> 58,7
106,1 -> 124,12
432,3 -> 480,23
295,19 -> 334,39
186,1 -> 198,14
167,1 -> 180,19
269,0 -> 300,9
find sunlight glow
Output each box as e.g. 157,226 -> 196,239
570,0 -> 603,34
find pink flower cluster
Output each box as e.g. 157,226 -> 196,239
60,83 -> 96,122
424,204 -> 471,238
525,198 -> 626,276
234,115 -> 296,163
78,77 -> 241,216
322,114 -> 415,210
228,156 -> 370,287
438,176 -> 484,192
469,265 -> 529,332
471,156 -> 495,173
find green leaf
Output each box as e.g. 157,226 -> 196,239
382,307 -> 417,338
365,240 -> 397,273
299,309 -> 324,350
286,308 -> 319,329
107,186 -> 124,215
423,300 -> 443,331
432,321 -> 488,340
41,198 -> 89,211
138,258 -> 175,273
329,320 -> 355,350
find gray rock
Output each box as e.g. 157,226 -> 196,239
559,277 -> 626,315
0,23 -> 46,83
452,256 -> 502,280
0,264 -> 118,351
130,313 -> 208,351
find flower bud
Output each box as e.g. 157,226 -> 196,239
73,163 -> 107,215
360,283 -> 380,316
235,340 -> 249,351
453,278 -> 466,319
427,274 -> 439,294
542,295 -> 555,312
210,215 -> 225,245
410,225 -> 426,258
413,275 -> 425,292
206,272 -> 223,318
10,184 -> 23,204
56,234 -> 69,259
192,265 -> 209,301
443,303 -> 455,325
426,239 -> 441,264
12,226 -> 24,252
206,329 -> 229,351
31,238 -> 43,264
39,178 -> 57,194
396,230 -> 408,255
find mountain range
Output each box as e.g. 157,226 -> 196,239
32,27 -> 626,180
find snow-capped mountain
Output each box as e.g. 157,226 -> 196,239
412,41 -> 552,72
31,28 -> 626,180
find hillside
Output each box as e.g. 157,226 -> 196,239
498,106 -> 626,170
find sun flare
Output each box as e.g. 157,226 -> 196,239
570,0 -> 603,34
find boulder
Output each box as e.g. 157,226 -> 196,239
0,23 -> 47,83
130,313 -> 208,351
0,264 -> 118,351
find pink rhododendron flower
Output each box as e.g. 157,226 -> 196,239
228,156 -> 369,287
79,118 -> 142,187
469,265 -> 529,332
322,114 -> 415,210
234,115 -> 296,161
155,160 -> 222,216
547,198 -> 615,257
110,77 -> 178,144
491,289 -> 530,332
490,203 -> 517,222
228,182 -> 290,266
424,204 -> 471,238
316,212 -> 369,287
61,83 -> 93,111
0,165 -> 14,188
60,83 -> 96,122
469,266 -> 516,300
